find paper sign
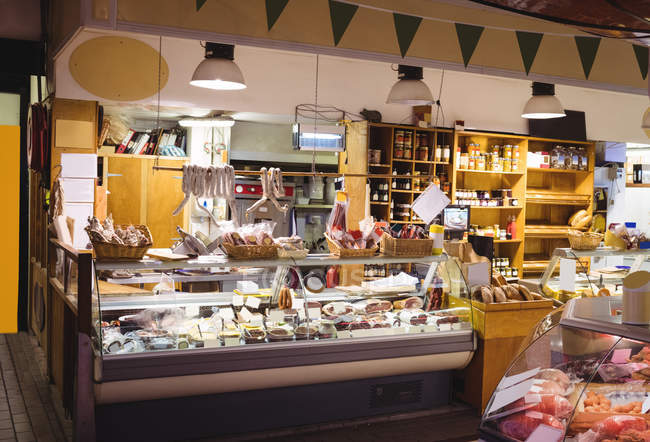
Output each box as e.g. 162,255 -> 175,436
559,258 -> 576,292
498,367 -> 541,390
268,309 -> 284,322
60,153 -> 97,177
525,424 -> 564,442
487,379 -> 536,414
465,262 -> 491,287
239,306 -> 253,322
232,294 -> 244,306
438,323 -> 452,332
245,296 -> 261,309
411,183 -> 451,224
292,298 -> 305,311
642,395 -> 650,414
337,330 -> 351,339
219,308 -> 235,321
308,307 -> 321,319
185,305 -> 200,318
611,348 -> 631,364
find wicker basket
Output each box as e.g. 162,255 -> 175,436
568,229 -> 603,250
222,242 -> 279,259
88,225 -> 153,260
325,233 -> 378,257
380,233 -> 434,257
277,249 -> 309,259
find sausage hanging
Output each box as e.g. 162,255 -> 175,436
245,167 -> 288,221
172,164 -> 238,227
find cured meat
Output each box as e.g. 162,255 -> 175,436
603,429 -> 650,442
508,394 -> 573,419
355,299 -> 392,314
529,380 -> 564,396
498,411 -> 564,440
404,296 -> 424,310
593,416 -> 647,439
535,368 -> 571,391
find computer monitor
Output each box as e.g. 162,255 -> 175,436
443,205 -> 470,240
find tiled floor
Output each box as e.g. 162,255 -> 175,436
1,332 -> 480,442
0,334 -> 70,442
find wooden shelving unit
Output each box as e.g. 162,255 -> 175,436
365,122 -> 453,225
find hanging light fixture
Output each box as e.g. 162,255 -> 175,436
641,109 -> 650,129
522,82 -> 566,119
178,115 -> 235,128
190,42 -> 247,90
386,65 -> 434,105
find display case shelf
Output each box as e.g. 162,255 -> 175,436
527,167 -> 591,174
456,169 -> 524,175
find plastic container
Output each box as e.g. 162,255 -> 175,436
429,224 -> 444,255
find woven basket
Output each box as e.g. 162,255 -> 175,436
88,225 -> 152,260
277,249 -> 309,259
568,229 -> 603,250
380,233 -> 434,257
222,242 -> 279,259
325,233 -> 378,257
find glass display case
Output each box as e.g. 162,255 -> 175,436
480,296 -> 650,442
538,247 -> 650,303
90,251 -> 475,383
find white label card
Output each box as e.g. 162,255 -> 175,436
245,296 -> 261,309
308,307 -> 321,319
232,294 -> 244,306
525,424 -> 564,442
185,305 -> 200,318
498,367 -> 541,390
337,330 -> 352,339
268,309 -> 284,322
219,308 -> 235,321
487,379 -> 536,414
559,258 -> 576,292
331,301 -> 346,315
239,306 -> 253,322
293,298 -> 305,310
411,183 -> 451,224
642,395 -> 650,414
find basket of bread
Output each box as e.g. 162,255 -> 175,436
471,272 -> 545,305
218,222 -> 279,259
568,209 -> 592,230
85,215 -> 153,260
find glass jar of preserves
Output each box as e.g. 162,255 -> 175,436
511,158 -> 519,171
477,156 -> 486,171
503,159 -> 512,172
403,145 -> 412,159
442,145 -> 450,162
468,156 -> 476,170
394,144 -> 404,159
503,145 -> 512,159
403,131 -> 413,147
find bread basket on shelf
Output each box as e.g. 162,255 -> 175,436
567,229 -> 603,251
379,233 -> 433,257
325,233 -> 378,257
221,242 -> 279,260
87,225 -> 153,260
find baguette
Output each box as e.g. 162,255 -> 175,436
569,210 -> 587,226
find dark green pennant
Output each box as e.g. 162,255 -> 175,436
515,31 -> 543,75
574,36 -> 601,79
266,0 -> 290,31
196,0 -> 207,11
455,23 -> 484,67
329,1 -> 358,46
393,13 -> 422,57
633,44 -> 649,80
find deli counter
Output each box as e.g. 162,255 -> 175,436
73,250 -> 476,441
480,296 -> 650,442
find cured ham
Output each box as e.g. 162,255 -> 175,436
498,411 -> 564,440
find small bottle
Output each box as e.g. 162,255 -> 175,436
372,189 -> 379,201
390,199 -> 395,209
405,180 -> 411,190
392,179 -> 397,189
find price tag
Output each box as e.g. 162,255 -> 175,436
498,368 -> 541,390
239,306 -> 253,322
292,298 -> 305,310
337,330 -> 351,339
232,294 -> 244,306
559,258 -> 576,292
438,323 -> 452,332
611,348 -> 631,364
642,395 -> 650,414
331,301 -> 346,315
525,423 -> 563,442
308,307 -> 321,319
185,305 -> 200,318
219,307 -> 235,321
245,296 -> 261,309
487,379 -> 536,414
268,309 -> 284,322
422,324 -> 438,333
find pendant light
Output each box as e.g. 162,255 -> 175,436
522,82 -> 566,119
190,42 -> 247,90
386,65 -> 434,105
641,109 -> 650,129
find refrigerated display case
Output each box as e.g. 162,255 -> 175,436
85,250 -> 475,440
536,247 -> 650,303
480,296 -> 650,441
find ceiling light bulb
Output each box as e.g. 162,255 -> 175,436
522,82 -> 565,119
190,43 -> 246,91
386,65 -> 434,105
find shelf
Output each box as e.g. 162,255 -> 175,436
456,169 -> 524,175
626,183 -> 650,188
524,225 -> 587,238
370,202 -> 390,205
468,206 -> 522,210
389,220 -> 425,224
527,167 -> 590,174
413,160 -> 450,165
392,189 -> 414,193
552,247 -> 650,259
294,204 -> 334,209
525,191 -> 591,206
393,158 -> 413,163
368,163 -> 391,168
494,239 -> 523,243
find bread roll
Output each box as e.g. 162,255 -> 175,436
471,286 -> 483,302
517,284 -> 533,301
493,286 -> 507,303
493,273 -> 507,287
505,284 -> 523,301
480,286 -> 494,304
569,210 -> 587,226
531,292 -> 544,300
573,214 -> 592,229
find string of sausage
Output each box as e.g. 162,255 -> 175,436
172,164 -> 239,227
245,167 -> 288,221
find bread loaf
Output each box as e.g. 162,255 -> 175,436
493,286 -> 507,303
531,292 -> 544,300
569,210 -> 587,226
480,286 -> 494,304
573,214 -> 592,229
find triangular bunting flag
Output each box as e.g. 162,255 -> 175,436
574,36 -> 601,79
329,1 -> 358,46
455,23 -> 484,67
266,0 -> 290,31
515,31 -> 543,75
633,44 -> 649,80
196,0 -> 207,11
393,13 -> 422,57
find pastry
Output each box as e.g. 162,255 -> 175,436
516,284 -> 533,301
480,286 -> 493,304
493,286 -> 507,303
531,292 -> 544,300
504,285 -> 523,301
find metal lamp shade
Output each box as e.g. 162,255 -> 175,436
386,79 -> 434,105
521,95 -> 566,119
190,58 -> 247,90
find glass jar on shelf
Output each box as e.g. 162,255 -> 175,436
442,145 -> 450,163
394,143 -> 404,159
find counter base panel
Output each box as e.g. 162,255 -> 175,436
96,371 -> 452,442
95,351 -> 473,404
